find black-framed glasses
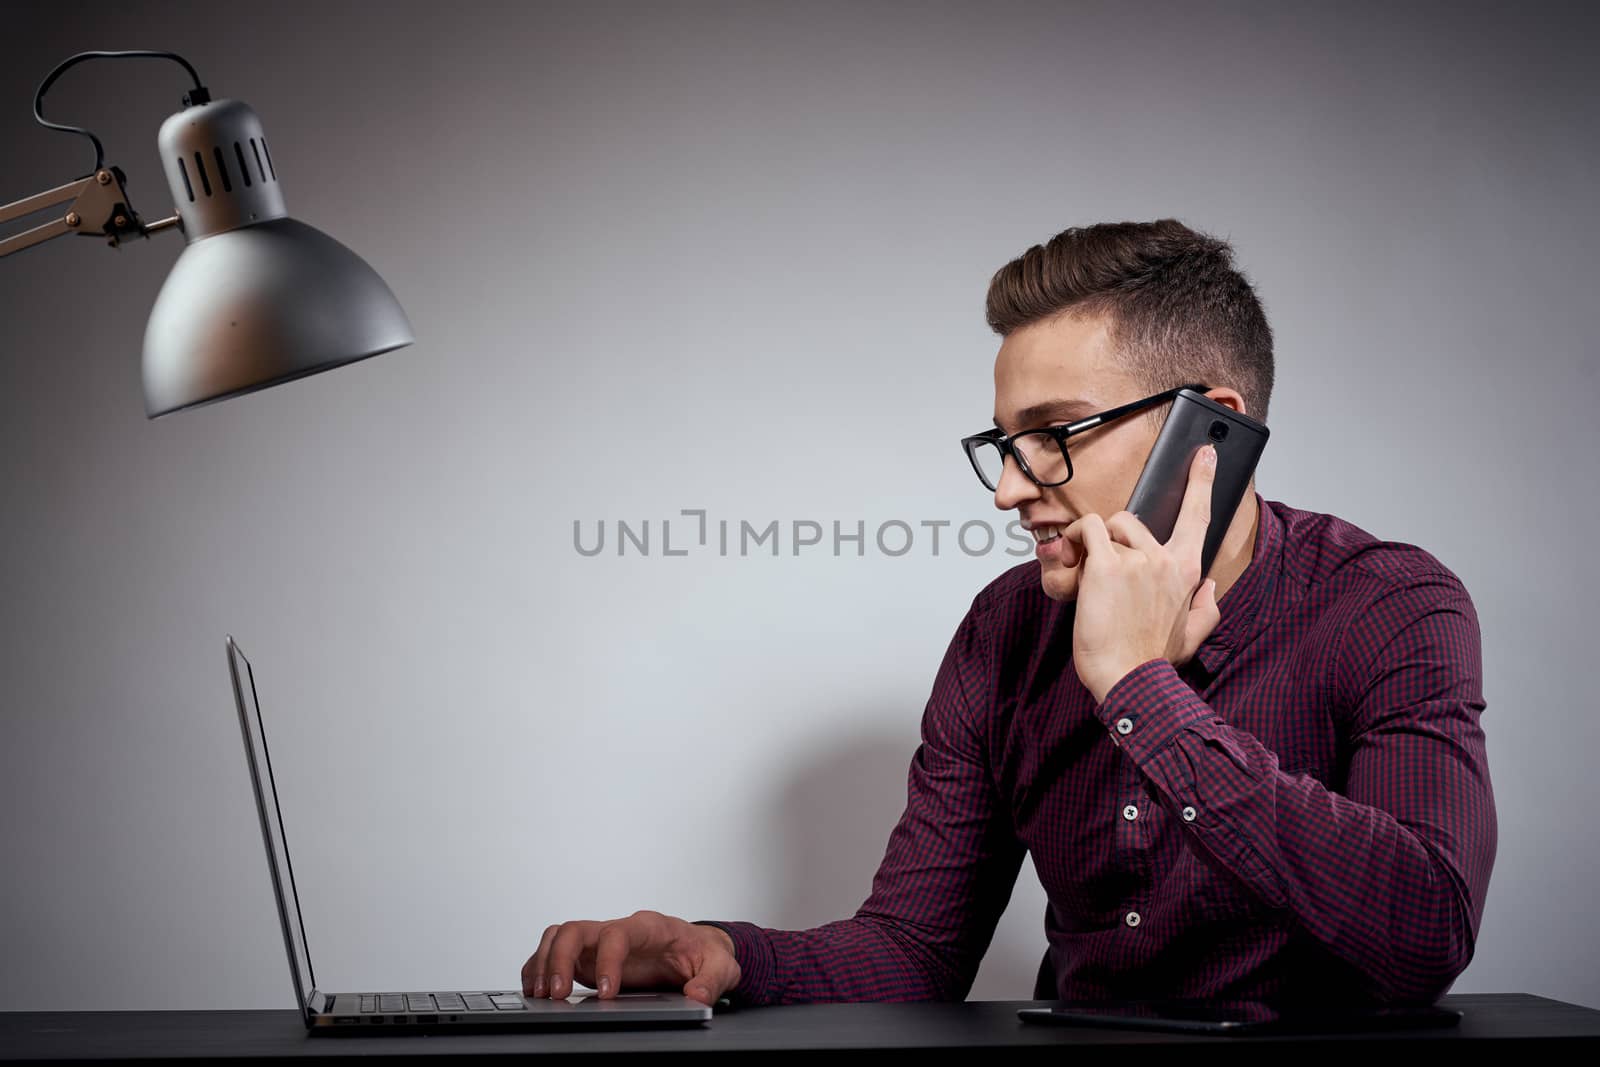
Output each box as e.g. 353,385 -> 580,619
961,383 -> 1209,492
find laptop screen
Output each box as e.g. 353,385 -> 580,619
228,637 -> 318,1017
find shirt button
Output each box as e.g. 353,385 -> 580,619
1182,806 -> 1197,822
1125,911 -> 1141,928
1122,805 -> 1138,821
1115,717 -> 1134,736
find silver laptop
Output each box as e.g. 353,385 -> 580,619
225,635 -> 713,1032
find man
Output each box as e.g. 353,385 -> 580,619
521,219 -> 1497,1008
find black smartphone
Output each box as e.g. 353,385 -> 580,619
1124,388 -> 1269,579
1017,999 -> 1462,1036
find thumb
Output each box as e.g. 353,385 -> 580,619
682,949 -> 740,1007
1179,578 -> 1220,661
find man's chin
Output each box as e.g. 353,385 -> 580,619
1039,559 -> 1081,602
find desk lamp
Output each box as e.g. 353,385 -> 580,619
0,50 -> 413,416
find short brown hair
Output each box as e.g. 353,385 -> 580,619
985,219 -> 1275,423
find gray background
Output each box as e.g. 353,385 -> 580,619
1,0 -> 1595,1011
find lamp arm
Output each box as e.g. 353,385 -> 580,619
0,166 -> 181,259
0,49 -> 206,258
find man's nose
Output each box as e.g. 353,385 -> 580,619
992,455 -> 1039,512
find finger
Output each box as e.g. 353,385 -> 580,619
683,947 -> 742,1007
1168,444 -> 1217,565
593,919 -> 647,1000
1061,513 -> 1102,552
1078,513 -> 1117,567
1105,510 -> 1161,553
545,922 -> 594,1000
522,925 -> 561,996
1063,513 -> 1131,570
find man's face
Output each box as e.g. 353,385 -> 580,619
990,311 -> 1164,603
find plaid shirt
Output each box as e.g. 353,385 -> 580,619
697,495 -> 1496,1005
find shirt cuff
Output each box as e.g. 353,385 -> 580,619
691,920 -> 775,1007
1094,658 -> 1217,760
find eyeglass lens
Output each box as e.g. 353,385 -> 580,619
970,432 -> 1069,489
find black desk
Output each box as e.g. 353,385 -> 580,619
3,995 -> 1597,1063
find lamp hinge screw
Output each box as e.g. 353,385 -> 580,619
65,212 -> 80,227
96,170 -> 112,185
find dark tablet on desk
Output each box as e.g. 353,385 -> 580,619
1017,999 -> 1462,1035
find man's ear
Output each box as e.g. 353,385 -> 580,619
1201,387 -> 1248,417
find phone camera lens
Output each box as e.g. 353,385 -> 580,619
1208,421 -> 1229,442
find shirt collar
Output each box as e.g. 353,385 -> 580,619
1191,491 -> 1282,676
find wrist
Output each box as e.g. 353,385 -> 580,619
691,920 -> 736,957
1090,658 -> 1152,704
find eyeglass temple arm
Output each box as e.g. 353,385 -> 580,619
1060,383 -> 1209,435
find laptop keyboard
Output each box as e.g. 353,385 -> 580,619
358,992 -> 520,1013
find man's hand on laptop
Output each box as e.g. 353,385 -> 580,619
522,910 -> 740,1006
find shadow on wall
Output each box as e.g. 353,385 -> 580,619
760,720 -> 1045,1001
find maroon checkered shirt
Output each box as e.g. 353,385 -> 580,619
697,495 -> 1496,1005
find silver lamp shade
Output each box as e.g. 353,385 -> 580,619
141,98 -> 412,417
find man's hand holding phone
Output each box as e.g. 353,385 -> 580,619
1063,443 -> 1222,704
